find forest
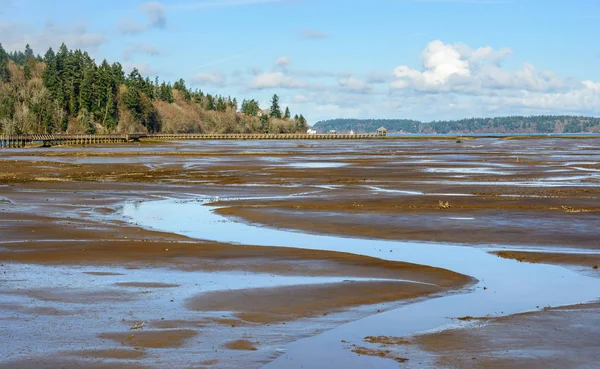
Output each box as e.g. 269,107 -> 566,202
314,116 -> 600,134
0,43 -> 308,135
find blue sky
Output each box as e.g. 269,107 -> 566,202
2,0 -> 600,123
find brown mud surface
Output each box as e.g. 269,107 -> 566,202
224,339 -> 259,351
69,348 -> 147,359
412,302 -> 600,368
98,329 -> 198,348
187,281 -> 443,323
494,250 -> 600,271
349,344 -> 409,364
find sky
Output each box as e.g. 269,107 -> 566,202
2,0 -> 600,124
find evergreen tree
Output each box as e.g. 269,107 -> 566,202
260,113 -> 269,133
111,62 -> 125,84
241,99 -> 260,116
1,41 -> 309,135
173,78 -> 191,100
24,44 -> 34,58
79,66 -> 95,112
216,96 -> 227,112
23,44 -> 37,80
284,106 -> 291,120
158,81 -> 174,102
0,43 -> 10,83
298,114 -> 307,130
206,94 -> 216,110
270,94 -> 282,119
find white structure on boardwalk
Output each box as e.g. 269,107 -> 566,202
307,129 -> 317,134
376,127 -> 388,137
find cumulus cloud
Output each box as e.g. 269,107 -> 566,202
118,1 -> 166,35
190,71 -> 226,86
300,29 -> 329,40
385,40 -> 600,119
390,40 -> 586,95
391,40 -> 470,90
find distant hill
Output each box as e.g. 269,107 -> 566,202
312,116 -> 600,134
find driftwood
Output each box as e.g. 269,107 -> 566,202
438,200 -> 451,209
129,321 -> 145,330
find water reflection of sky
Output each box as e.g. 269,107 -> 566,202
123,198 -> 600,368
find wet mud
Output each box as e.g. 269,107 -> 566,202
1,138 -> 599,368
412,302 -> 600,368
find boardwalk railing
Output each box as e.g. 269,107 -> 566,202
143,133 -> 382,140
0,133 -> 385,148
0,134 -> 127,148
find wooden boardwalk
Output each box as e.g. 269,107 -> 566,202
0,134 -> 127,148
143,133 -> 382,140
0,133 -> 384,148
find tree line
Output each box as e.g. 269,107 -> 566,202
0,43 -> 309,135
313,116 -> 600,134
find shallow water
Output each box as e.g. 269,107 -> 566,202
123,197 -> 600,368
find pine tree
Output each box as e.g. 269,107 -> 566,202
284,106 -> 291,120
299,114 -> 307,125
270,94 -> 282,119
260,113 -> 269,133
206,94 -> 216,110
111,62 -> 125,84
79,66 -> 95,112
0,43 -> 10,83
24,44 -> 34,58
241,99 -> 260,116
23,45 -> 37,80
174,78 -> 191,100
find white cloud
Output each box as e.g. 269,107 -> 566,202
292,94 -> 310,103
366,71 -> 394,84
122,62 -> 160,77
190,71 -> 226,86
250,72 -> 307,89
338,76 -> 372,93
118,1 -> 166,35
142,2 -> 166,29
392,40 -> 470,90
391,40 -> 583,94
0,19 -> 107,53
275,56 -> 290,70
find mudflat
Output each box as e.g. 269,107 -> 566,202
1,138 -> 599,368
